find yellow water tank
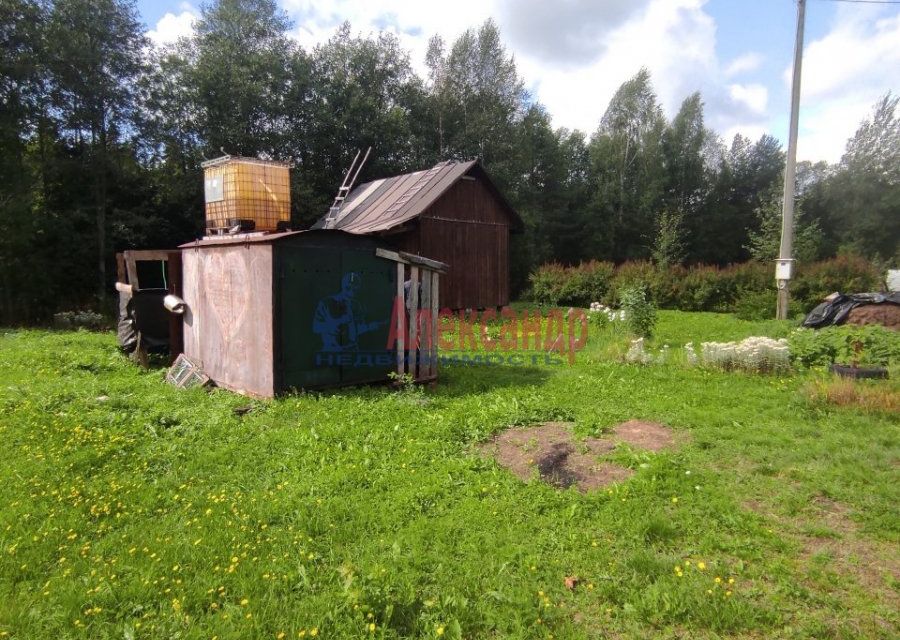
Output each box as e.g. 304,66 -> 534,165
202,156 -> 291,233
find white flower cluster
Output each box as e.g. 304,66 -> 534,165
686,336 -> 790,373
624,338 -> 670,365
589,301 -> 626,322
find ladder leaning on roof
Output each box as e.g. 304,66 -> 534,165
323,147 -> 371,229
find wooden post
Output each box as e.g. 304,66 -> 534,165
430,272 -> 439,378
167,251 -> 183,364
396,262 -> 405,377
420,270 -> 432,378
408,266 -> 419,380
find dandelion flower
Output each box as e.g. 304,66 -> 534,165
697,562 -> 706,571
310,628 -> 318,637
437,625 -> 445,636
714,577 -> 721,584
368,623 -> 376,632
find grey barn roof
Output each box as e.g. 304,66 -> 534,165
312,159 -> 521,234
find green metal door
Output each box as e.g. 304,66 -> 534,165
337,248 -> 395,384
277,242 -> 395,390
278,246 -> 342,390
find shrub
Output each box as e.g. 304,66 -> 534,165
732,288 -> 803,320
788,325 -> 900,368
528,255 -> 881,316
792,255 -> 882,310
53,310 -> 105,330
558,261 -> 615,307
619,284 -> 657,338
528,263 -> 568,306
609,261 -> 658,306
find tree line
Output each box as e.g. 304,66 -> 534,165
1,0 -> 898,322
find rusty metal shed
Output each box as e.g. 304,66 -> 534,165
313,160 -> 522,310
178,230 -> 445,397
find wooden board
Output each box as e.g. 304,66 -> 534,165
419,269 -> 432,379
407,266 -> 419,380
181,244 -> 275,397
396,262 -> 405,377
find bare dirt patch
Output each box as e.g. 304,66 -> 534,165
479,420 -> 675,492
611,419 -> 674,451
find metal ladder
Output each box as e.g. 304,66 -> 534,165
379,160 -> 451,218
323,147 -> 371,229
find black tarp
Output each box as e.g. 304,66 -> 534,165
801,292 -> 900,329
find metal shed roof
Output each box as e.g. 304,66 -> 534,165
312,159 -> 522,234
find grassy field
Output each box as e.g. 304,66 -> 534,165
0,311 -> 897,639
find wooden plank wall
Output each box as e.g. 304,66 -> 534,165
393,177 -> 511,310
181,244 -> 275,397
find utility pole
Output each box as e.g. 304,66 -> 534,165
776,0 -> 806,319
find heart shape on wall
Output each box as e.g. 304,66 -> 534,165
203,250 -> 250,343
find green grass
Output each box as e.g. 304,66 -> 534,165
0,310 -> 898,639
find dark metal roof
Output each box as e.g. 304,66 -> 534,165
312,160 -> 522,233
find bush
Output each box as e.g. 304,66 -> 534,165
53,310 -> 105,330
619,284 -> 657,338
609,261 -> 658,306
792,255 -> 882,310
528,255 -> 881,317
558,261 -> 615,307
788,325 -> 900,368
732,288 -> 803,320
528,263 -> 568,306
529,261 -> 615,307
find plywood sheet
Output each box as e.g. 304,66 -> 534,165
182,245 -> 274,396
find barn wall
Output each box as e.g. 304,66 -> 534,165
182,244 -> 274,396
394,177 -> 511,309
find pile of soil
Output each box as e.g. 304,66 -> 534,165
479,419 -> 675,492
846,304 -> 900,330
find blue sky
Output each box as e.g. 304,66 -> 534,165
138,0 -> 900,163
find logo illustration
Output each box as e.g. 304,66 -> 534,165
312,272 -> 387,353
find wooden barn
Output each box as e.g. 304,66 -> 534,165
313,160 -> 522,310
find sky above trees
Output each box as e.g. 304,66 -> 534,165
139,0 -> 900,164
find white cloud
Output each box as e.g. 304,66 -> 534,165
147,6 -> 198,46
792,8 -> 900,162
724,52 -> 762,78
728,83 -> 768,115
284,0 -> 494,76
140,0 -> 897,162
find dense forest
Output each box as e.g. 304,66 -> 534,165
1,0 -> 898,322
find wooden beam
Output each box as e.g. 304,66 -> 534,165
123,249 -> 172,262
167,251 -> 184,363
420,270 -> 432,380
376,247 -> 448,274
431,272 -> 439,379
399,251 -> 448,274
407,266 -> 419,381
395,262 -> 405,378
376,247 -> 406,264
